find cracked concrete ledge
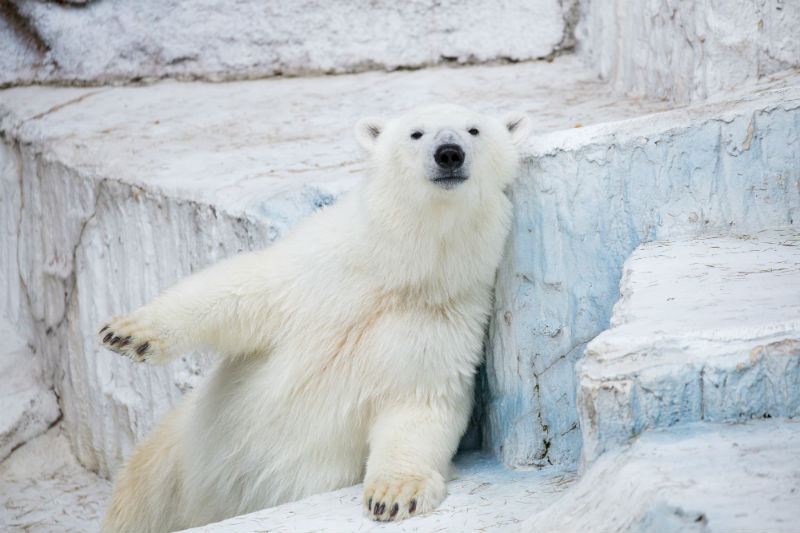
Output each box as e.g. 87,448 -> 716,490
577,231 -> 800,467
520,419 -> 800,532
0,59 -> 798,484
0,0 -> 577,87
485,70 -> 800,468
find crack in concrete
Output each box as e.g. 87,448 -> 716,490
556,0 -> 579,52
28,90 -> 108,121
67,178 -> 102,314
529,336 -> 594,464
699,367 -> 705,420
48,176 -> 102,337
13,140 -> 36,333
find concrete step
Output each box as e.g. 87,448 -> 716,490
179,453 -> 575,533
484,70 -> 799,469
184,419 -> 800,532
522,418 -> 800,532
578,231 -> 800,466
0,425 -> 110,533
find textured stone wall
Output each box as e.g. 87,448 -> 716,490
0,139 -> 262,475
576,0 -> 800,103
1,0 -> 577,87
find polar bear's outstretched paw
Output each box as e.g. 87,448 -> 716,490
364,471 -> 446,521
98,313 -> 168,364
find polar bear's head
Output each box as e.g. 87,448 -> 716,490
354,105 -> 531,201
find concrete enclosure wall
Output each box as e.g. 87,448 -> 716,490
1,0 -> 577,87
484,86 -> 800,467
576,0 -> 800,103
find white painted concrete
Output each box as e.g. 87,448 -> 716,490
1,0 -> 574,87
577,0 -> 800,103
0,425 -> 110,533
186,420 -> 800,532
520,419 -> 800,532
179,453 -> 575,533
0,318 -> 59,461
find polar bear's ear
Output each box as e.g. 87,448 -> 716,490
354,117 -> 386,153
503,112 -> 532,147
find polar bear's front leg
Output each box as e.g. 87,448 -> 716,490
364,398 -> 470,521
98,250 -> 276,365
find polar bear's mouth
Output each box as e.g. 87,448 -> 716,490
431,175 -> 468,189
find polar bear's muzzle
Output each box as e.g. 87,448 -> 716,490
431,143 -> 468,190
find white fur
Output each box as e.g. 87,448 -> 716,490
98,104 -> 531,532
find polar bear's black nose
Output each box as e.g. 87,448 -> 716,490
434,144 -> 465,170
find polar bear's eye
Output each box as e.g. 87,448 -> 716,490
410,131 -> 423,140
468,128 -> 479,136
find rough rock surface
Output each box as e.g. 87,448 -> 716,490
578,231 -> 800,466
0,56 -> 679,479
485,74 -> 800,468
1,0 -> 576,87
178,453 -> 576,533
576,0 -> 800,103
519,419 -> 800,532
0,318 -> 60,461
0,425 -> 111,533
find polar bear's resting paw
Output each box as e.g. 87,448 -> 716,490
98,313 -> 168,364
364,471 -> 446,521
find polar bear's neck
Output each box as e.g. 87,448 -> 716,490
354,178 -> 513,301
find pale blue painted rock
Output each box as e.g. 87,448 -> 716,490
578,231 -> 800,466
485,80 -> 800,467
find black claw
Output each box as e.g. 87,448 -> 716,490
121,336 -> 132,347
110,336 -> 121,345
409,499 -> 417,514
379,503 -> 386,515
136,342 -> 150,356
367,497 -> 372,511
103,332 -> 114,343
99,325 -> 109,334
390,503 -> 398,518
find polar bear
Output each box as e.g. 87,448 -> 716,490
98,104 -> 531,532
